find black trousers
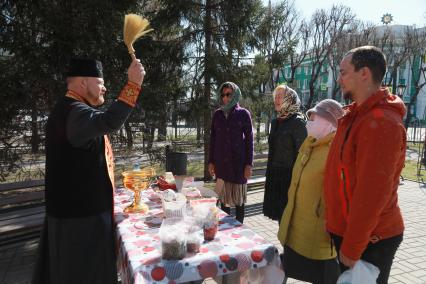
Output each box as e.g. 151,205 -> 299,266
331,233 -> 403,284
220,203 -> 245,224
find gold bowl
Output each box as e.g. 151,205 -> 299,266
122,167 -> 155,214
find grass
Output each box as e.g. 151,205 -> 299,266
1,167 -> 44,183
401,160 -> 419,181
124,157 -> 422,185
401,159 -> 426,182
254,142 -> 268,153
407,142 -> 422,151
1,142 -> 423,184
113,155 -> 270,184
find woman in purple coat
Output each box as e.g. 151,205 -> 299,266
208,82 -> 254,223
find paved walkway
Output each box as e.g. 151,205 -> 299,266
1,180 -> 426,283
244,180 -> 426,283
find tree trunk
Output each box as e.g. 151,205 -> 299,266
119,128 -> 124,146
147,127 -> 155,150
142,130 -> 146,152
332,85 -> 340,100
256,85 -> 262,145
124,121 -> 133,149
256,111 -> 261,145
266,113 -> 271,136
173,98 -> 178,139
307,82 -> 315,109
196,118 -> 202,145
203,0 -> 213,180
392,69 -> 397,94
330,67 -> 339,100
289,67 -> 296,88
157,115 -> 167,142
30,104 -> 39,154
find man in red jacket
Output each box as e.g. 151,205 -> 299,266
324,46 -> 406,284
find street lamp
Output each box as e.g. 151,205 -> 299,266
397,83 -> 406,99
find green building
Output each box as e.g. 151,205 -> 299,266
275,25 -> 426,120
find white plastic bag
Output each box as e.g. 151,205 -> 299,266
245,253 -> 285,284
337,260 -> 380,284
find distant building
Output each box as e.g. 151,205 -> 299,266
275,25 -> 426,121
276,59 -> 332,109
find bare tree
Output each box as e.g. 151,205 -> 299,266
328,21 -> 377,101
253,0 -> 305,133
305,5 -> 355,108
254,0 -> 302,90
377,27 -> 411,92
404,27 -> 426,127
285,20 -> 310,89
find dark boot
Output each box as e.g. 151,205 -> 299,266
235,204 -> 245,224
220,203 -> 231,215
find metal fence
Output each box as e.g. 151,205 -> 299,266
407,120 -> 426,144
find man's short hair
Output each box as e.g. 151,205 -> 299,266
345,46 -> 387,84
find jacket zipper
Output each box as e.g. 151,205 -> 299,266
341,168 -> 350,218
339,112 -> 357,221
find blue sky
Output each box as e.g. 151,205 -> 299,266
269,0 -> 426,27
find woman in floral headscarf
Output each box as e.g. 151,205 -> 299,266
208,82 -> 254,224
263,85 -> 307,223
